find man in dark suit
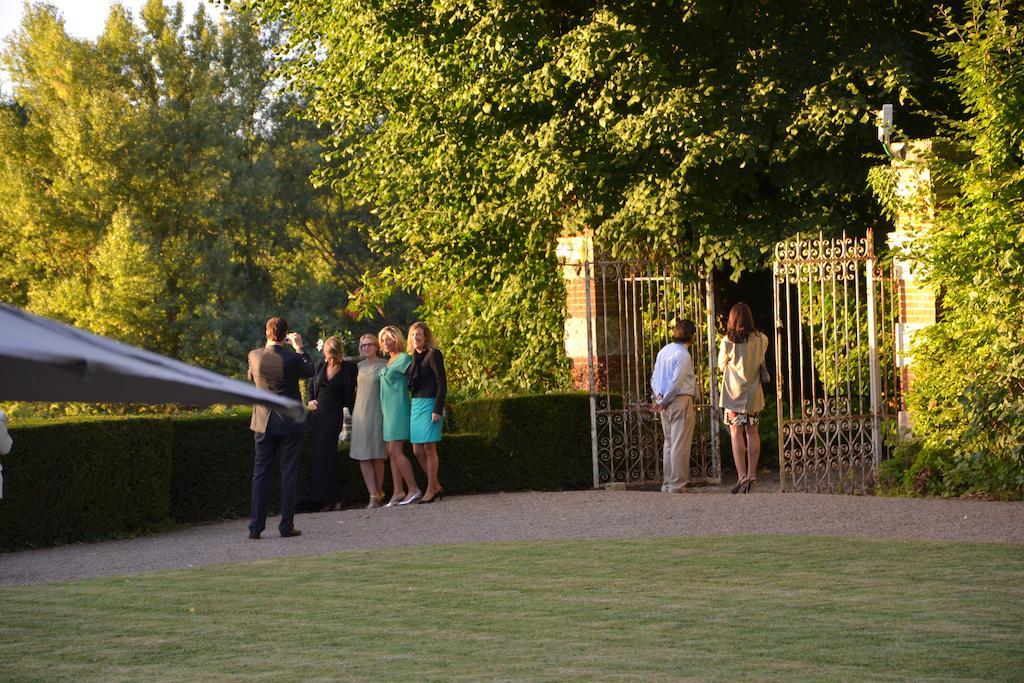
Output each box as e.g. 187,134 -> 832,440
247,317 -> 315,539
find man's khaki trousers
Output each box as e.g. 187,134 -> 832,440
660,395 -> 695,492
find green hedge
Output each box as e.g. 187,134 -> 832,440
168,415 -> 255,523
0,417 -> 172,550
0,393 -> 594,551
167,415 -> 372,522
408,433 -> 498,495
877,437 -> 1023,500
448,393 -> 593,490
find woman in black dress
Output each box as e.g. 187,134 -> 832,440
307,336 -> 357,511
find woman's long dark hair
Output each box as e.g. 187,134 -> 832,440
726,302 -> 757,343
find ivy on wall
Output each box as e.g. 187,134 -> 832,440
874,0 -> 1024,499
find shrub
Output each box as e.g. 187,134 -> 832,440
169,415 -> 370,518
0,417 -> 172,550
877,437 -> 1020,500
0,393 -> 595,550
450,393 -> 593,490
417,433 -> 501,495
168,414 -> 255,523
870,2 -> 1024,500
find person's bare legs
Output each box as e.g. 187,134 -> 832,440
413,442 -> 442,499
730,422 -> 748,485
744,423 -> 761,491
386,443 -> 404,504
359,460 -> 379,504
374,459 -> 386,498
386,441 -> 418,504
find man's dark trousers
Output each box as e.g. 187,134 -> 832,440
249,428 -> 302,537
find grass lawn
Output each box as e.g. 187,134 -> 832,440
1,535 -> 1022,681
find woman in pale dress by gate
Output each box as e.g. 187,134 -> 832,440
718,302 -> 769,494
350,334 -> 388,508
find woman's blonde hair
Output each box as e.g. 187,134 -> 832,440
322,336 -> 344,363
406,321 -> 436,354
378,325 -> 406,353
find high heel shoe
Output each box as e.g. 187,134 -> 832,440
398,490 -> 423,506
731,478 -> 747,494
366,493 -> 384,509
742,478 -> 757,494
385,492 -> 406,508
420,488 -> 443,504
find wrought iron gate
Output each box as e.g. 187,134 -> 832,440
772,231 -> 901,493
583,260 -> 720,488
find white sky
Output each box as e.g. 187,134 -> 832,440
1,0 -> 224,91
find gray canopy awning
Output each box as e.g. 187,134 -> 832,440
0,303 -> 303,419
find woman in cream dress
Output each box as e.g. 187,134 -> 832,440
718,302 -> 769,494
350,334 -> 388,508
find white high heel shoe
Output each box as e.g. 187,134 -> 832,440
398,490 -> 423,506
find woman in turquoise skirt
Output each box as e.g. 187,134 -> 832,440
407,321 -> 446,504
378,325 -> 422,506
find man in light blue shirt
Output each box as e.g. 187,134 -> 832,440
650,320 -> 697,492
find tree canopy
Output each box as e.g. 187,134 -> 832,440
0,0 -> 387,383
249,0 -> 949,393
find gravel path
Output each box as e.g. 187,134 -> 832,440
2,483 -> 1022,586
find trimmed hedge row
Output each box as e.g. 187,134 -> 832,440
165,419 -> 501,522
0,393 -> 593,551
0,417 -> 173,550
167,414 -> 255,523
447,393 -> 593,491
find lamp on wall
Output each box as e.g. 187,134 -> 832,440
877,104 -> 906,159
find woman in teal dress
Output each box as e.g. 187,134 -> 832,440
378,325 -> 422,506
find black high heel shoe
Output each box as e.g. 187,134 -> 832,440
743,478 -> 757,494
420,488 -> 444,504
731,478 -> 747,494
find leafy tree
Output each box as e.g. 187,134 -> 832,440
880,0 -> 1023,498
248,0 -> 947,394
0,0 -> 382,386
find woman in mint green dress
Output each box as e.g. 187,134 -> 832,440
378,325 -> 422,506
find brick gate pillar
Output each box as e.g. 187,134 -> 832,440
556,233 -> 595,390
